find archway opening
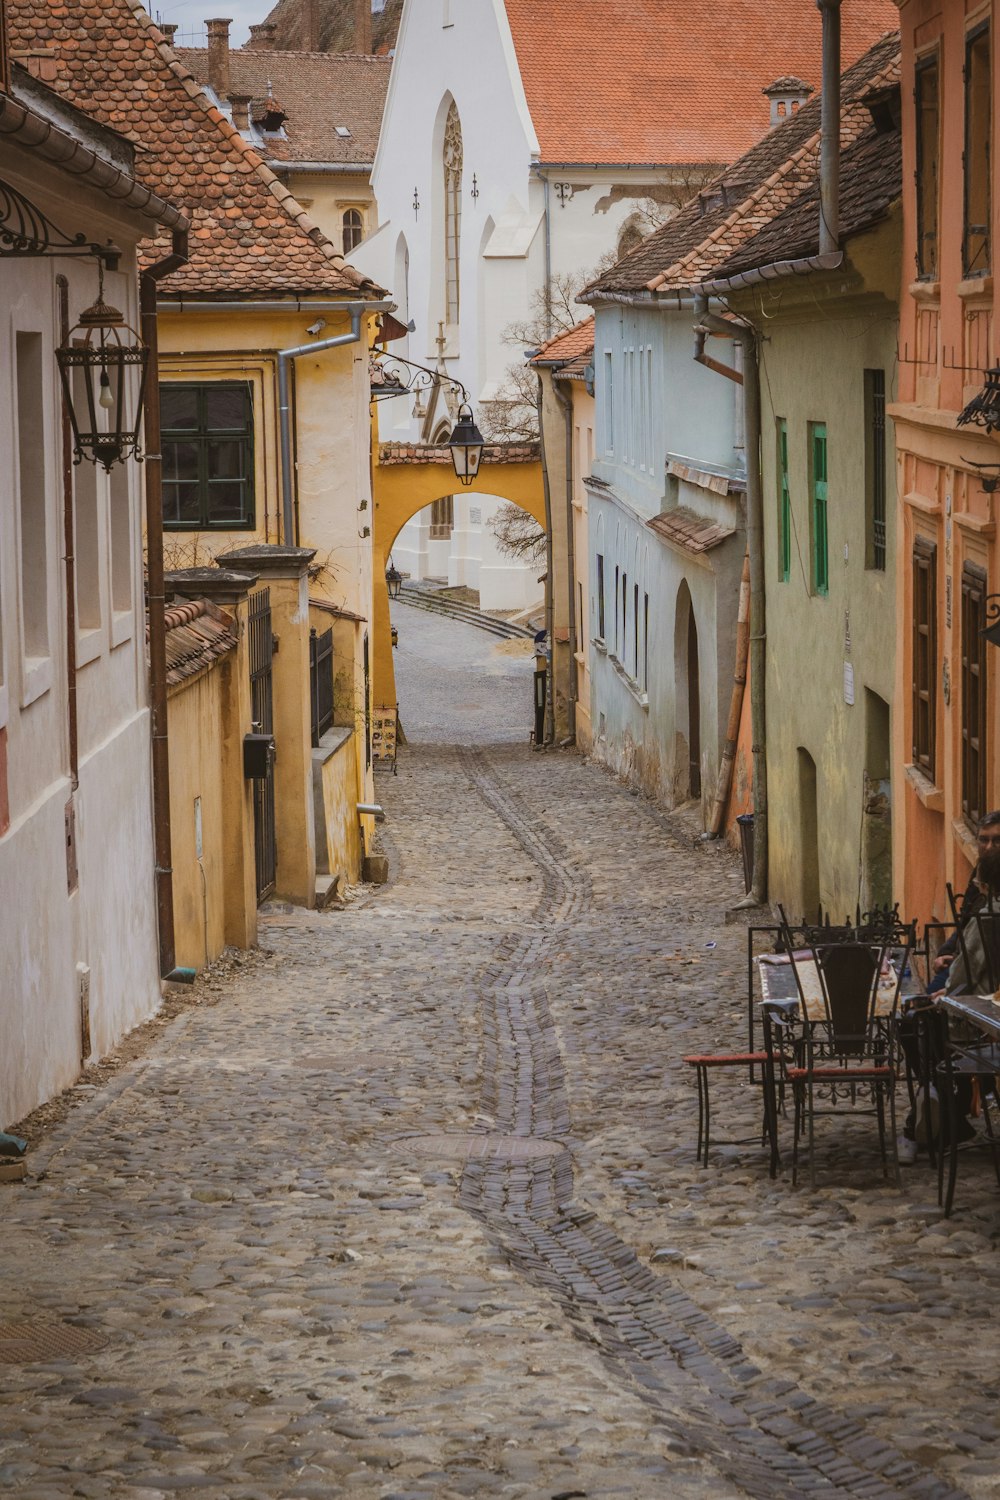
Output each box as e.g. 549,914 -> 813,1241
674,582 -> 702,802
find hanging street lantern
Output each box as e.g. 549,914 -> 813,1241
55,264 -> 149,472
386,559 -> 403,599
447,403 -> 485,486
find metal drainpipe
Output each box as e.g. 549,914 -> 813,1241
550,373 -> 577,741
541,173 -> 553,339
536,374 -> 556,745
817,0 -> 842,255
693,295 -> 768,905
277,298 -> 394,544
56,276 -> 78,793
141,226 -> 190,981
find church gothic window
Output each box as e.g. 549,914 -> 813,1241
443,100 -> 463,325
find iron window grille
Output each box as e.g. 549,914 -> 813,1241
161,381 -> 254,530
310,626 -> 335,747
963,23 -> 991,278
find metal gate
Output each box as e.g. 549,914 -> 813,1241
248,587 -> 276,901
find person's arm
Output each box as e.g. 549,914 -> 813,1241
933,874 -> 981,968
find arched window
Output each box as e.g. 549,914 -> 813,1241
342,208 -> 364,254
443,100 -> 463,324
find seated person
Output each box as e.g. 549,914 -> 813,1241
929,810 -> 1000,990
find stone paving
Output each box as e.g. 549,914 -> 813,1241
3,613 -> 1000,1499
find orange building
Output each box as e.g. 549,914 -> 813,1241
893,0 -> 999,926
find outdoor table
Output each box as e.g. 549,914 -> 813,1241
933,990 -> 1000,1215
754,951 -> 914,1179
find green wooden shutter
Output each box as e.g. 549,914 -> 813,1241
811,423 -> 828,595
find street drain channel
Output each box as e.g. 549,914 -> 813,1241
0,1322 -> 107,1364
398,1132 -> 566,1162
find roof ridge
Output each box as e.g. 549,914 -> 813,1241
127,0 -> 366,288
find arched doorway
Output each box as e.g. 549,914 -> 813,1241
674,583 -> 701,802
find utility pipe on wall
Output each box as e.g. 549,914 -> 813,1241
817,0 -> 842,255
276,298 -> 393,545
550,373 -> 577,742
141,226 -> 190,980
536,375 -> 556,745
708,551 -> 750,838
56,276 -> 79,793
693,296 -> 767,904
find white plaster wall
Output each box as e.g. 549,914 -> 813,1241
0,165 -> 162,1126
586,299 -> 746,821
356,0 -> 667,611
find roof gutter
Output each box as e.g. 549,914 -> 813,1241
689,250 -> 843,297
0,93 -> 186,229
269,160 -> 373,175
532,160 -> 718,173
158,296 -> 386,313
277,297 -> 394,544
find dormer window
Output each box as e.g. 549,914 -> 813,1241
762,76 -> 814,128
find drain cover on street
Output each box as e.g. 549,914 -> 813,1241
0,1322 -> 107,1364
398,1132 -> 565,1162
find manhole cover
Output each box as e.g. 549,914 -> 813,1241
0,1322 -> 107,1364
397,1133 -> 566,1162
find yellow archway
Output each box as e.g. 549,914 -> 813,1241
372,438 -> 544,716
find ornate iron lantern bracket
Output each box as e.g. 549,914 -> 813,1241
0,175 -> 120,267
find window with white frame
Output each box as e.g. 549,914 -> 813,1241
16,331 -> 48,663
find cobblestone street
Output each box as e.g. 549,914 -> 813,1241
4,609 -> 1000,1499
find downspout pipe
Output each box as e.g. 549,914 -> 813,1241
817,0 -> 842,256
541,174 -> 553,339
536,374 -> 556,745
550,373 -> 577,742
277,299 -> 393,545
693,295 -> 768,905
141,225 -> 190,981
56,276 -> 78,793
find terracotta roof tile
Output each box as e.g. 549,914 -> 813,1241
261,0 -> 402,54
530,318 -> 595,366
161,599 -> 239,687
6,0 -> 383,298
503,0 -> 896,166
177,47 -> 391,165
378,441 -> 540,466
582,32 -> 900,300
647,507 -> 736,554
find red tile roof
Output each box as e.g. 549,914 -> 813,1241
648,507 -> 736,554
530,318 -> 595,367
6,0 -> 383,298
177,47 -> 391,165
503,0 -> 896,166
162,599 -> 239,688
261,0 -> 402,54
582,33 -> 900,300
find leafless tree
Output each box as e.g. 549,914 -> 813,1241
488,502 -> 546,565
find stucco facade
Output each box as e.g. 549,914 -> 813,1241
0,122 -> 167,1124
893,0 -> 1000,929
583,299 -> 746,820
728,219 -> 900,920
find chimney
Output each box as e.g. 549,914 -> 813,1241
304,0 -> 321,50
206,17 -> 233,98
229,92 -> 252,131
355,0 -> 372,53
816,0 -> 842,255
247,22 -> 277,49
762,76 -> 814,128
159,21 -> 179,44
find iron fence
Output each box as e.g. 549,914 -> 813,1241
310,625 -> 335,747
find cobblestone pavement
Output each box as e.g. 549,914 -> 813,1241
3,613 -> 1000,1498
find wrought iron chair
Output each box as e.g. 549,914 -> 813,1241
775,916 -> 910,1188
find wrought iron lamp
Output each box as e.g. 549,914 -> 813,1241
55,263 -> 149,471
386,559 -> 403,599
957,364 -> 1000,434
447,403 -> 485,486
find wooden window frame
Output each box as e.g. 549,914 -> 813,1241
963,22 -> 991,278
809,421 -> 829,596
912,536 -> 937,778
915,52 -> 940,279
162,381 -> 255,531
777,417 -> 791,583
864,369 -> 887,571
961,561 -> 988,826
342,207 -> 364,254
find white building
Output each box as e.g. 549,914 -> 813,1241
357,0 -> 897,611
0,58 -> 184,1125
